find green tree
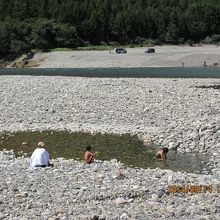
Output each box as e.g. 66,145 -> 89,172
1,0 -> 220,59
39,0 -> 49,18
186,3 -> 208,41
0,23 -> 10,58
31,20 -> 57,51
55,23 -> 81,48
11,0 -> 29,20
165,23 -> 180,44
9,21 -> 32,56
0,0 -> 9,20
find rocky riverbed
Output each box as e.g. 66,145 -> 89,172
0,150 -> 220,220
0,75 -> 220,219
0,76 -> 220,171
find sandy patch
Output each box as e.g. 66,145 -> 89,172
32,45 -> 220,68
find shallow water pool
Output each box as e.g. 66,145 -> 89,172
0,130 -> 211,174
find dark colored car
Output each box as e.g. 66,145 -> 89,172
115,48 -> 127,54
26,51 -> 35,59
145,48 -> 155,53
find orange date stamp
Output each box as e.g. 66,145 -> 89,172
168,184 -> 220,193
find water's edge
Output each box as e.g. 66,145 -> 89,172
1,67 -> 220,78
0,130 -> 210,174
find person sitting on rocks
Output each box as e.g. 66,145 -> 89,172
156,147 -> 169,160
29,141 -> 53,169
84,145 -> 96,164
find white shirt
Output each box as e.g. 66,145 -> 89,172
29,148 -> 49,169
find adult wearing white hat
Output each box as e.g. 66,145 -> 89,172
29,141 -> 53,170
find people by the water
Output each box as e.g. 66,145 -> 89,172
156,147 -> 169,160
182,61 -> 184,67
29,141 -> 53,169
84,145 -> 97,164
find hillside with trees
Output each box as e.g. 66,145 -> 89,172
1,0 -> 220,59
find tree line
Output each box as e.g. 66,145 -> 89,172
1,0 -> 220,59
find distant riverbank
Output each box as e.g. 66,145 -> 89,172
17,45 -> 220,68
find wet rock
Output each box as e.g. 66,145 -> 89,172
110,159 -> 118,164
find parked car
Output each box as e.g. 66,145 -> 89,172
115,48 -> 127,54
145,48 -> 155,53
26,51 -> 35,59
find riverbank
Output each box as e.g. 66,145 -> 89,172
0,75 -> 220,174
1,75 -> 220,219
0,150 -> 219,220
27,45 -> 220,68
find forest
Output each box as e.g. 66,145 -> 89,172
1,0 -> 220,59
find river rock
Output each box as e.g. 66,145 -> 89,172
0,213 -> 6,220
115,198 -> 127,205
112,171 -> 125,179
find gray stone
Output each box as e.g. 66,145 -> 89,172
0,213 -> 6,220
156,189 -> 164,198
175,207 -> 185,217
115,198 -> 127,205
151,194 -> 159,202
112,171 -> 125,179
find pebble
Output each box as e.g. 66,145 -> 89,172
0,214 -> 5,220
112,171 -> 125,179
156,189 -> 164,198
115,198 -> 127,205
151,194 -> 159,202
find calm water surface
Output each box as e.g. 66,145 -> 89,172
1,67 -> 220,78
0,130 -> 210,174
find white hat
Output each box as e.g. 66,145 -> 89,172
38,141 -> 45,147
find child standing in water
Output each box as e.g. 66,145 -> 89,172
156,147 -> 169,160
84,145 -> 96,164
